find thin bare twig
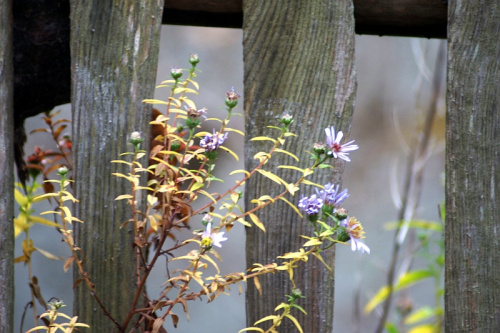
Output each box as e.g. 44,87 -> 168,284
374,41 -> 446,333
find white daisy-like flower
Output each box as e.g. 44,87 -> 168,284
324,126 -> 359,162
201,222 -> 228,249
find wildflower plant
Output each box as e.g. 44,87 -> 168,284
18,55 -> 370,332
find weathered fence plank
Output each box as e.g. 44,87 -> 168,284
445,0 -> 500,331
0,0 -> 15,331
243,1 -> 357,331
70,0 -> 163,330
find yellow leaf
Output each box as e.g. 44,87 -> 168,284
404,306 -> 436,325
198,190 -> 217,203
110,160 -> 133,166
142,98 -> 169,105
29,216 -> 60,228
249,213 -> 265,232
254,151 -> 271,163
303,238 -> 322,247
274,148 -> 299,161
300,179 -> 322,187
32,193 -> 59,203
303,168 -> 314,176
174,87 -> 198,95
149,215 -> 158,232
254,315 -> 279,326
147,194 -> 158,206
286,183 -> 300,196
181,97 -> 196,109
278,197 -> 302,217
250,136 -> 276,143
238,328 -> 265,333
191,181 -> 204,191
224,127 -> 244,136
408,324 -> 436,333
159,79 -> 176,85
230,192 -> 240,204
219,145 -> 239,161
284,314 -> 304,333
14,215 -> 29,237
229,169 -> 251,177
201,254 -> 220,274
278,165 -> 304,173
14,188 -> 28,206
35,247 -> 64,261
312,252 -> 332,272
115,194 -> 133,201
187,78 -> 199,90
256,169 -> 286,186
364,286 -> 390,314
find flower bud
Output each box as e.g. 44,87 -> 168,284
129,131 -> 143,145
57,166 -> 69,177
225,87 -> 240,108
201,214 -> 213,226
189,54 -> 200,65
334,208 -> 348,221
278,113 -> 294,126
170,67 -> 183,79
313,142 -> 327,155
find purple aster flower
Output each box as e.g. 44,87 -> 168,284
324,126 -> 359,162
200,129 -> 228,152
317,183 -> 349,206
298,194 -> 324,216
340,217 -> 370,254
201,222 -> 228,249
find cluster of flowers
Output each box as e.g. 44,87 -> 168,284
298,126 -> 370,254
198,87 -> 239,155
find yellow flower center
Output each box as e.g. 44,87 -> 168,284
201,237 -> 213,248
348,217 -> 365,240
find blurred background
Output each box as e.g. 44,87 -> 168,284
15,25 -> 445,332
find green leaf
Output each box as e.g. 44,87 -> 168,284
385,220 -> 442,232
395,270 -> 434,290
365,270 -> 434,313
385,322 -> 399,333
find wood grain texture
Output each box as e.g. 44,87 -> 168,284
243,1 -> 357,332
445,0 -> 500,331
70,0 -> 163,330
0,0 -> 15,331
10,0 -> 446,140
163,0 -> 447,38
